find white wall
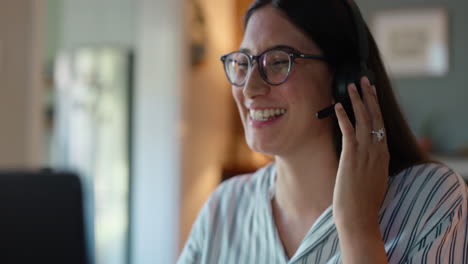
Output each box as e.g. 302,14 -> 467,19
60,0 -> 135,50
130,0 -> 185,263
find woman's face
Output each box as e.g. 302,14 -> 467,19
233,5 -> 335,156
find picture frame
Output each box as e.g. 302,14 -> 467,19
371,8 -> 449,78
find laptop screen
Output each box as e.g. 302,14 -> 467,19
0,171 -> 88,264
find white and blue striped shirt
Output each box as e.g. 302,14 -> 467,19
178,163 -> 468,263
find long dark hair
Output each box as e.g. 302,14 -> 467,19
244,0 -> 432,176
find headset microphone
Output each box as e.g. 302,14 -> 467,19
317,105 -> 336,119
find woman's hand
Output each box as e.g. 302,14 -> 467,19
333,76 -> 390,263
333,76 -> 389,227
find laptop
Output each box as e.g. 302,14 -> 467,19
0,170 -> 88,264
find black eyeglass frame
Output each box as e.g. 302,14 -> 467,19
220,45 -> 328,86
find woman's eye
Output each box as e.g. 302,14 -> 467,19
272,60 -> 289,66
269,60 -> 289,73
238,62 -> 249,69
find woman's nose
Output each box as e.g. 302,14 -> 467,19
242,64 -> 270,99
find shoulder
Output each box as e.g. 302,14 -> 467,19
381,162 -> 467,230
178,164 -> 274,257
192,163 -> 274,226
180,163 -> 273,253
381,162 -> 467,236
386,162 -> 467,204
380,163 -> 468,262
207,163 -> 274,208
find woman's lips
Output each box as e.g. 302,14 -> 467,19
248,111 -> 286,128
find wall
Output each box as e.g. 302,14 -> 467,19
356,0 -> 468,153
179,0 -> 237,251
0,0 -> 44,168
60,0 -> 135,50
45,0 -> 63,66
131,0 -> 186,262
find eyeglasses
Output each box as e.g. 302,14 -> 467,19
220,45 -> 327,86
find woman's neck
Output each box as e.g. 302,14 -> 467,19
274,134 -> 339,218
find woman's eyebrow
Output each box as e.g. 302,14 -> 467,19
238,45 -> 290,54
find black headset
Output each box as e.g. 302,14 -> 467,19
316,0 -> 374,120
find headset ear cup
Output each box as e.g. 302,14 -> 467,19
333,65 -> 356,106
333,69 -> 349,105
333,64 -> 358,126
363,68 -> 375,85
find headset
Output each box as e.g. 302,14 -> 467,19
316,0 -> 374,121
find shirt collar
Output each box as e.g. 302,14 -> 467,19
267,163 -> 337,263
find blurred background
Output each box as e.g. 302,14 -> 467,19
0,0 -> 466,263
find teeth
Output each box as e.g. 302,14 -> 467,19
255,111 -> 262,120
249,108 -> 287,121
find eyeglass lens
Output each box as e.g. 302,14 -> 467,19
224,50 -> 291,86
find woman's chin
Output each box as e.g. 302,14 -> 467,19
247,139 -> 281,156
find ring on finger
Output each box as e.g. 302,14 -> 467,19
371,128 -> 385,142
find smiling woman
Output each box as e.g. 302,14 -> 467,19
178,0 -> 468,263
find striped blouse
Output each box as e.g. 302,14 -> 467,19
178,163 -> 468,263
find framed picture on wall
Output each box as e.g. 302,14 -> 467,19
371,8 -> 449,78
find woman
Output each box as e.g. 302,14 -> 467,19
179,0 -> 468,263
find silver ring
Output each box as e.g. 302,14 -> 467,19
371,128 -> 385,142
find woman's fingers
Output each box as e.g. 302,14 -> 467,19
360,77 -> 376,122
335,103 -> 356,151
361,77 -> 384,129
345,76 -> 389,147
347,82 -> 372,144
360,77 -> 387,145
